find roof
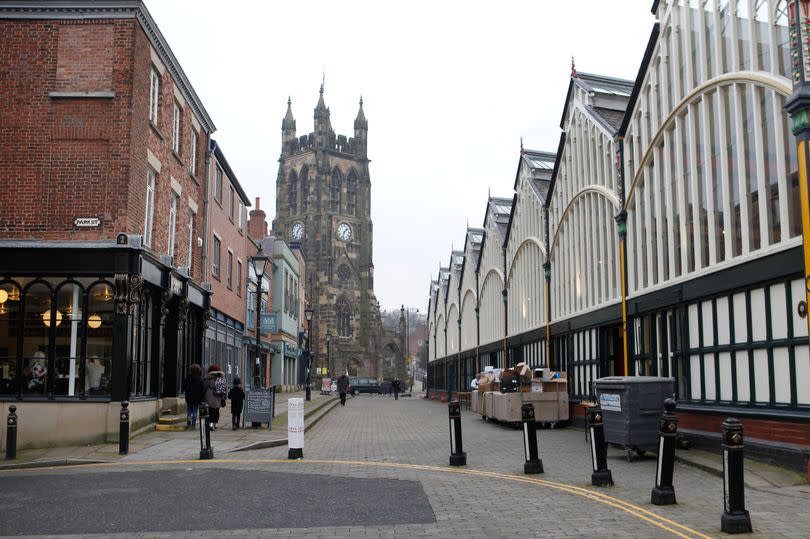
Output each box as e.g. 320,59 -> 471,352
213,142 -> 251,206
589,106 -> 626,133
514,148 -> 555,199
559,71 -> 634,129
0,1 -> 217,134
545,133 -> 567,208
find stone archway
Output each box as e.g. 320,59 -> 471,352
381,342 -> 403,380
346,357 -> 362,377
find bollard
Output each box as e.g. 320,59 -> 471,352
287,397 -> 305,459
586,405 -> 613,486
721,418 -> 752,534
6,405 -> 17,460
521,402 -> 543,474
448,400 -> 466,466
118,401 -> 130,455
651,398 -> 677,505
198,402 -> 213,460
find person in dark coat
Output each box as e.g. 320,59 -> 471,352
202,364 -> 226,430
183,363 -> 204,428
337,373 -> 350,406
392,378 -> 401,400
228,377 -> 245,430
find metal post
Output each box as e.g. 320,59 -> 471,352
305,317 -> 312,402
5,405 -> 17,460
522,402 -> 543,474
448,400 -> 466,466
721,418 -> 752,533
255,277 -> 262,389
118,401 -> 130,455
199,402 -> 213,460
586,405 -> 613,486
651,398 -> 677,505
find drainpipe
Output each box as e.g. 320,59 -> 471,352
202,139 -> 218,282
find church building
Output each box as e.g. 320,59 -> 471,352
273,87 -> 398,379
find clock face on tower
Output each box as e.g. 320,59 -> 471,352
336,222 -> 352,242
291,222 -> 304,240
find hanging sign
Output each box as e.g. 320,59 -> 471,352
287,398 -> 305,450
260,313 -> 278,334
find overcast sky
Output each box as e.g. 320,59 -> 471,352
144,0 -> 655,313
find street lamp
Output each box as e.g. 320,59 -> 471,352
251,246 -> 270,389
304,307 -> 314,401
404,307 -> 420,392
326,330 -> 332,378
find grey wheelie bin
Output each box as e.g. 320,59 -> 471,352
594,376 -> 675,461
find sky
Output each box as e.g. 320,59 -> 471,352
144,0 -> 655,313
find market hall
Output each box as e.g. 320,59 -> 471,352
427,0 -> 810,471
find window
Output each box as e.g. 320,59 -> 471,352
236,260 -> 242,297
144,170 -> 156,247
227,251 -> 233,289
238,201 -> 243,229
172,102 -> 181,154
338,264 -> 351,282
331,169 -> 342,212
149,69 -> 160,125
212,236 -> 221,278
215,165 -> 223,204
167,194 -> 177,258
229,187 -> 235,221
186,210 -> 194,274
190,130 -> 198,176
347,170 -> 357,215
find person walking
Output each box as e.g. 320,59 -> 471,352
337,373 -> 349,406
183,363 -> 204,428
228,377 -> 245,430
392,377 -> 400,401
202,364 -> 226,430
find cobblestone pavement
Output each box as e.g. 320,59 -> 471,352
2,396 -> 809,538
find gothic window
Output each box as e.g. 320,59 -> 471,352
337,296 -> 352,337
300,166 -> 309,211
331,168 -> 342,212
287,170 -> 297,211
347,169 -> 358,215
338,264 -> 351,282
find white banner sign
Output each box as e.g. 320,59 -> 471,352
287,398 -> 305,450
599,393 -> 622,412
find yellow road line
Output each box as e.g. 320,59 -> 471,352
1,457 -> 712,539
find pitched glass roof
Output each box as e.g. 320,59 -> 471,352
525,154 -> 554,170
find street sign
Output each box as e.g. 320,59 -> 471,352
260,313 -> 278,334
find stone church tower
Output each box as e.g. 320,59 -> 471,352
273,86 -> 382,378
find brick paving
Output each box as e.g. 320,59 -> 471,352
2,395 -> 809,538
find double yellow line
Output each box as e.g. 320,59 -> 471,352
2,457 -> 714,538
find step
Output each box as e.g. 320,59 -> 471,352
158,415 -> 188,425
155,424 -> 188,432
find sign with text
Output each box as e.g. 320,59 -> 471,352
599,393 -> 622,412
260,313 -> 278,334
244,388 -> 274,427
288,398 -> 305,450
74,217 -> 101,227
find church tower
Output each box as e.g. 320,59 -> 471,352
273,87 -> 381,378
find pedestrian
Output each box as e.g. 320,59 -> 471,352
183,363 -> 204,428
393,377 -> 400,400
228,377 -> 245,430
202,364 -> 226,430
337,373 -> 349,406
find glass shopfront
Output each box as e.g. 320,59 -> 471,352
0,277 -> 114,399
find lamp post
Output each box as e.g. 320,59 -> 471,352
404,307 -> 420,391
786,0 -> 810,340
326,330 -> 332,378
304,307 -> 313,401
251,246 -> 270,389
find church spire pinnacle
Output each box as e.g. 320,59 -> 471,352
282,96 -> 296,143
354,95 -> 368,131
571,56 -> 577,78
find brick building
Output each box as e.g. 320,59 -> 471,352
0,1 -> 217,448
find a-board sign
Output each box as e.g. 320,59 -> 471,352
244,388 -> 274,426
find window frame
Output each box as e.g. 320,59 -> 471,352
215,165 -> 223,204
144,170 -> 156,247
149,68 -> 160,125
172,101 -> 181,154
167,193 -> 177,259
212,236 -> 221,279
227,250 -> 233,289
190,130 -> 198,176
186,210 -> 194,274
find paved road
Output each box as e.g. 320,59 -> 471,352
1,395 -> 808,538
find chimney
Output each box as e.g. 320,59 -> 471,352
248,196 -> 267,241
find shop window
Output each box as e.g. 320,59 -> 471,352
0,282 -> 21,395
23,282 -> 51,396
53,282 -> 84,397
86,282 -> 114,397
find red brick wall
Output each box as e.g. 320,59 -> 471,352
0,17 -> 208,281
679,412 -> 810,446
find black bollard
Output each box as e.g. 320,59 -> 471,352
586,405 -> 614,486
6,405 -> 17,460
448,400 -> 466,466
651,398 -> 677,505
118,401 -> 129,455
199,402 -> 213,460
721,418 -> 752,534
521,402 -> 543,474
